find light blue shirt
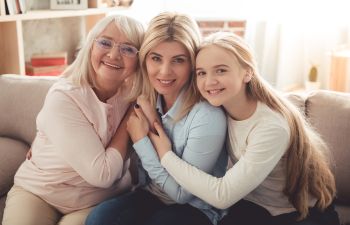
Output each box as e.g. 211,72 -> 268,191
133,93 -> 228,225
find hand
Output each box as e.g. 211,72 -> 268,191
137,95 -> 161,133
149,121 -> 171,160
127,104 -> 150,143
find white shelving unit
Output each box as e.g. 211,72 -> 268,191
0,1 -> 127,75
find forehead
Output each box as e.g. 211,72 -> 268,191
151,41 -> 189,56
98,22 -> 129,42
196,45 -> 239,66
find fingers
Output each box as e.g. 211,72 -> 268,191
133,103 -> 147,120
153,121 -> 165,137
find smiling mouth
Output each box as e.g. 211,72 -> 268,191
207,88 -> 225,95
158,79 -> 175,85
103,61 -> 121,69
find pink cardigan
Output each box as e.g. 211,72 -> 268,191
14,78 -> 131,213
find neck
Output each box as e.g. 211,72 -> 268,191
224,94 -> 257,121
161,94 -> 177,113
94,87 -> 119,103
94,79 -> 123,102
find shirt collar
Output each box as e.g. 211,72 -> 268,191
156,90 -> 185,120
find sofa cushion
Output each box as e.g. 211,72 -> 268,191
0,75 -> 57,145
0,137 -> 28,196
305,90 -> 350,204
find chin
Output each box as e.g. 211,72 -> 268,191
205,98 -> 222,107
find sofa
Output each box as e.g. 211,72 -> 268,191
0,74 -> 350,225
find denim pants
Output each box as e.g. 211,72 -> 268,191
85,188 -> 212,225
219,199 -> 340,225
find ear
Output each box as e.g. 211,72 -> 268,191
244,69 -> 252,83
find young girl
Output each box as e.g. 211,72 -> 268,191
149,32 -> 340,225
85,12 -> 227,225
2,15 -> 144,225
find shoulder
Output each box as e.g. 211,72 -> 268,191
249,103 -> 291,143
191,100 -> 226,119
46,78 -> 93,105
187,101 -> 227,130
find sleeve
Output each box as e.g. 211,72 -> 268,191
38,90 -> 125,188
133,106 -> 227,204
161,122 -> 290,209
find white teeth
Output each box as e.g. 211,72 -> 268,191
103,61 -> 121,69
208,89 -> 222,94
159,79 -> 174,84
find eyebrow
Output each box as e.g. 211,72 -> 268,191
99,35 -> 133,45
149,52 -> 188,58
196,64 -> 229,71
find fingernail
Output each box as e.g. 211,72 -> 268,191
134,103 -> 140,109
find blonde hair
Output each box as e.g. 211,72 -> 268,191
62,15 -> 144,92
130,12 -> 201,119
200,32 -> 336,219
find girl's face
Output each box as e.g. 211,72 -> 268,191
145,41 -> 191,105
91,22 -> 138,91
196,45 -> 249,107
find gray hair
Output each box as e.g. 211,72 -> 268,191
62,15 -> 145,88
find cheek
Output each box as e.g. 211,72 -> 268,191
90,49 -> 100,68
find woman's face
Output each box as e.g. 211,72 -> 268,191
145,41 -> 191,105
91,22 -> 138,91
196,45 -> 248,107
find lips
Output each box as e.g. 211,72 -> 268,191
158,79 -> 175,85
206,88 -> 225,95
102,61 -> 122,69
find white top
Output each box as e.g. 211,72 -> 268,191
161,101 -> 316,216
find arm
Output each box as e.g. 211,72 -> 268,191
39,90 -> 128,188
131,104 -> 227,204
108,105 -> 134,160
160,123 -> 290,209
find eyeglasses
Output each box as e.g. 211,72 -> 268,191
94,37 -> 139,58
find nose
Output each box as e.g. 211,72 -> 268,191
205,74 -> 218,86
159,62 -> 171,76
108,45 -> 122,59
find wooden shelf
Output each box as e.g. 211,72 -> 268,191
0,6 -> 128,75
0,7 -> 128,22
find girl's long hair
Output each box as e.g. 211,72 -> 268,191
200,32 -> 336,219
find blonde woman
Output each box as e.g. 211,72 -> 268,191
149,32 -> 340,225
86,12 -> 227,225
2,15 -> 144,225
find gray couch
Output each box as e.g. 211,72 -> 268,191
1,74 -> 350,224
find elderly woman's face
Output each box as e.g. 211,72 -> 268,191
91,22 -> 138,91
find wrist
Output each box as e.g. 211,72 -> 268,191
159,148 -> 171,160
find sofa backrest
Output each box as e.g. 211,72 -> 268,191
287,90 -> 350,205
0,75 -> 57,146
305,90 -> 350,205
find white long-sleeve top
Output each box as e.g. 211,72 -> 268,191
14,78 -> 131,213
161,101 -> 316,216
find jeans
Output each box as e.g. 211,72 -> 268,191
219,200 -> 340,225
85,189 -> 212,225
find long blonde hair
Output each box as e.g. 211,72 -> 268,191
199,32 -> 336,219
62,15 -> 144,92
130,12 -> 201,119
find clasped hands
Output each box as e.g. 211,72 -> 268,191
126,95 -> 171,159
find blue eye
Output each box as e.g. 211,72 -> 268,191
96,38 -> 113,49
120,44 -> 137,55
173,58 -> 186,64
